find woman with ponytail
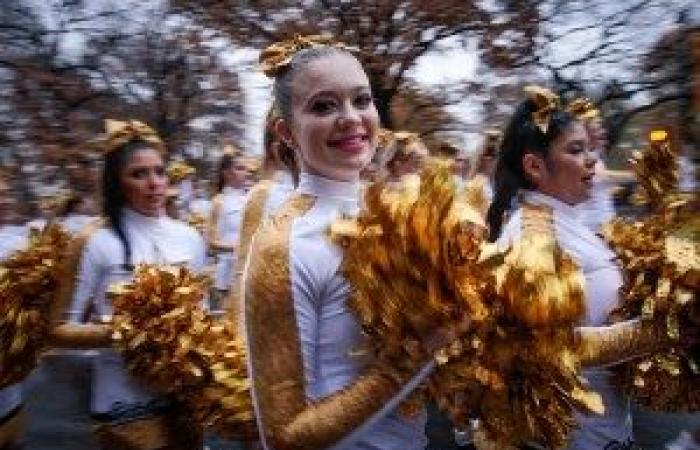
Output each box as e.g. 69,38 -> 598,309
488,87 -> 662,449
64,120 -> 206,450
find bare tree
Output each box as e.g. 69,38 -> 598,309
171,0 -> 543,129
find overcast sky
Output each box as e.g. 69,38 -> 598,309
25,0 -> 697,154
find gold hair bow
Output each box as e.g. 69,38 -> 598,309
524,86 -> 560,135
103,119 -> 165,155
166,161 -> 195,183
259,34 -> 358,77
566,98 -> 599,120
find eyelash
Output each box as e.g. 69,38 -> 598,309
130,167 -> 165,179
309,94 -> 373,114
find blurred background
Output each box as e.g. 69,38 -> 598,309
1,1 -> 699,449
1,0 -> 699,215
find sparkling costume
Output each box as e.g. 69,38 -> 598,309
244,173 -> 429,450
499,191 -> 632,449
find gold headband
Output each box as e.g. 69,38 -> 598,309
259,34 -> 358,77
523,86 -> 560,135
566,97 -> 599,120
167,161 -> 195,183
103,119 -> 165,155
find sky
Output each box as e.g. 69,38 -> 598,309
24,0 -> 698,155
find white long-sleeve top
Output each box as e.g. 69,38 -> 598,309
0,225 -> 30,419
68,208 -> 206,414
498,190 -> 631,450
213,187 -> 246,290
261,171 -> 295,218
249,173 -> 427,450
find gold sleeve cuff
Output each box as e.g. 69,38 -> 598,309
49,323 -> 112,349
272,370 -> 402,450
577,319 -> 670,367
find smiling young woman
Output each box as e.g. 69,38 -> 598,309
242,37 -> 471,450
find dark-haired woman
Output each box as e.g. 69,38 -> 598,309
207,151 -> 248,312
66,120 -> 205,450
487,87 -> 637,449
224,106 -> 297,325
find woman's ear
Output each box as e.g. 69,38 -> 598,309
274,118 -> 296,150
521,152 -> 546,187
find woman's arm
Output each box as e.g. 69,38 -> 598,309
49,232 -> 112,348
576,319 -> 672,367
245,196 -> 436,450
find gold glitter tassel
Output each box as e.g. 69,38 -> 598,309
601,134 -> 699,411
0,224 -> 72,387
332,162 -> 597,449
111,265 -> 255,439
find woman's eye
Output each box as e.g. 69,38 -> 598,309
310,99 -> 336,114
154,166 -> 166,177
568,142 -> 585,154
355,94 -> 373,108
130,169 -> 147,179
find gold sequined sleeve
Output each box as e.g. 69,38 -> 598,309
245,195 -> 419,450
577,319 -> 671,367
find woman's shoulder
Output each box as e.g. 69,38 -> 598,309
249,195 -> 317,257
164,217 -> 205,242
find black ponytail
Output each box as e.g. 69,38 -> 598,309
102,140 -> 153,271
486,98 -> 576,241
216,154 -> 235,194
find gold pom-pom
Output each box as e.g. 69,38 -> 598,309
111,265 -> 256,438
333,162 -> 596,448
0,224 -> 72,387
601,130 -> 699,411
603,202 -> 699,411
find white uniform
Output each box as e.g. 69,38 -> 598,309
246,173 -> 429,450
498,190 -> 632,450
0,225 -> 30,420
260,171 -> 295,219
68,208 -> 206,414
189,198 -> 212,218
212,187 -> 246,291
61,214 -> 98,235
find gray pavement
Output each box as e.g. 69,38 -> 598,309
15,353 -> 700,450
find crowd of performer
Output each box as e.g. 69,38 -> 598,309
0,34 -> 698,450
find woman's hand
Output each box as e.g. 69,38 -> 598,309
422,313 -> 472,355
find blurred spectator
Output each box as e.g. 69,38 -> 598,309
469,129 -> 502,200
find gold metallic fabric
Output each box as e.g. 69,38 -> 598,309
225,179 -> 274,324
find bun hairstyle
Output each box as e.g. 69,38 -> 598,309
486,87 -> 576,241
259,36 -> 359,183
101,119 -> 165,270
260,35 -> 359,121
